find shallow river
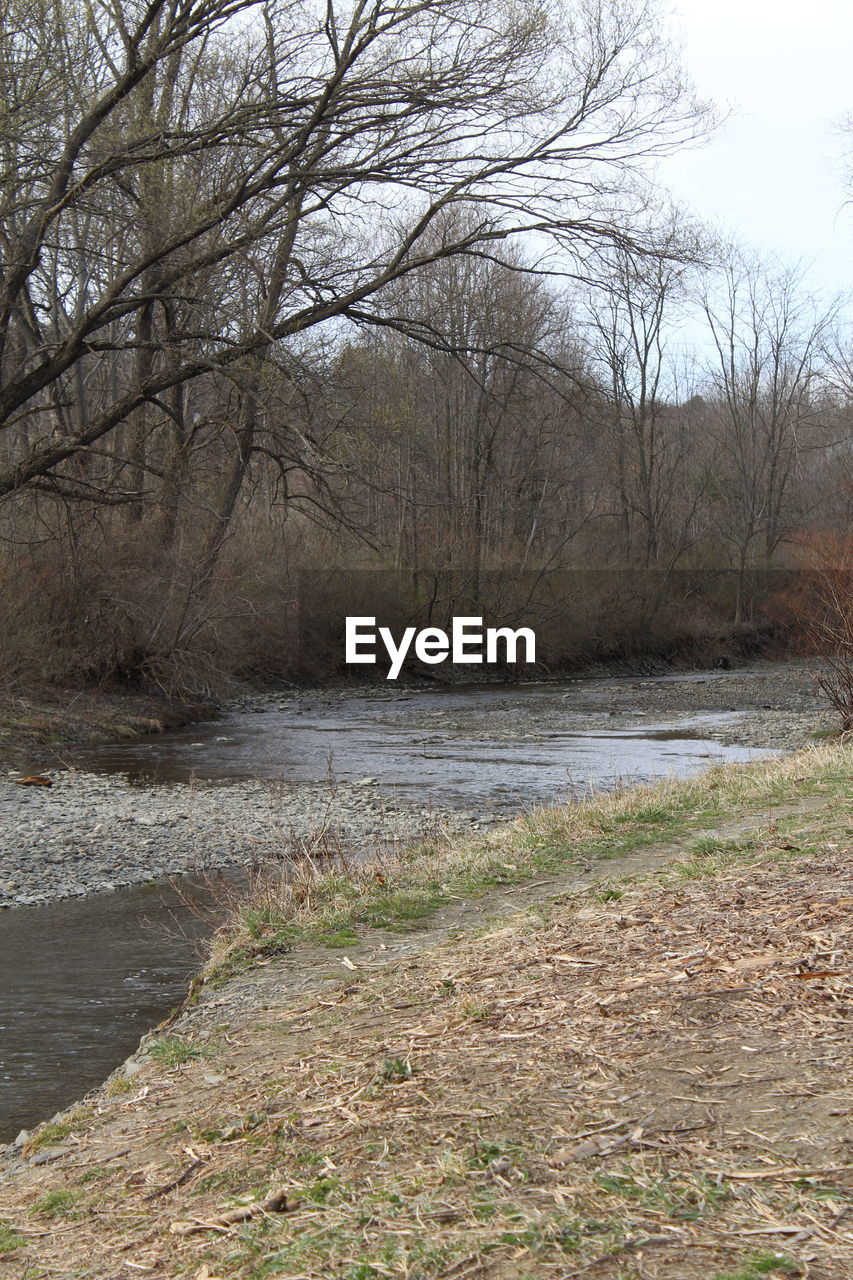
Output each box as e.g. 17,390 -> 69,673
0,673 -> 775,1142
74,679 -> 763,807
0,882 -> 207,1141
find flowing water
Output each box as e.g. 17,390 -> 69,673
73,680 -> 762,808
0,672 -> 774,1142
0,881 -> 207,1141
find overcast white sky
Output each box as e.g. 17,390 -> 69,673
659,0 -> 853,299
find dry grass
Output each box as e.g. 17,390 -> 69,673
0,749 -> 850,1279
0,686 -> 204,769
200,741 -> 853,974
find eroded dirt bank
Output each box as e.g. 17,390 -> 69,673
0,687 -> 207,770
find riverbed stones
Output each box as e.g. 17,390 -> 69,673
0,770 -> 472,908
0,661 -> 831,911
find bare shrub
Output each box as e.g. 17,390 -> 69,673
810,571 -> 853,733
170,823 -> 400,968
786,535 -> 853,732
0,498 -> 302,698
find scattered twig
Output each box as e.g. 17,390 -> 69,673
144,1155 -> 209,1201
169,1185 -> 296,1236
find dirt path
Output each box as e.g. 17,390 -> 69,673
172,791 -> 837,1037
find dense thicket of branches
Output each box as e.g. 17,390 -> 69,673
0,0 -> 850,693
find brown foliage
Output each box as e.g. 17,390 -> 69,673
787,533 -> 853,731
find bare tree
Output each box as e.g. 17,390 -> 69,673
580,220 -> 705,569
0,0 -> 709,504
701,252 -> 835,623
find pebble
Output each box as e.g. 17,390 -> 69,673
0,663 -> 830,911
0,770 -> 472,909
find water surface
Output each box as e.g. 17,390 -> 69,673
76,687 -> 763,809
2,672 -> 774,1141
0,882 -> 206,1141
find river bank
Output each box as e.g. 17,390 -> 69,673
0,685 -> 209,770
0,648 -> 814,773
1,743 -> 850,1279
0,662 -> 830,909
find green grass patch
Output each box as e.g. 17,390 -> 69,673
668,806 -> 845,883
313,926 -> 361,948
148,1034 -> 214,1067
354,888 -> 443,930
594,1168 -> 730,1220
710,1252 -> 801,1279
0,1222 -> 25,1252
239,906 -> 300,954
33,1189 -> 78,1218
26,1105 -> 91,1153
104,1074 -> 134,1097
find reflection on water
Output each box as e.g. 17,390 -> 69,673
75,690 -> 764,809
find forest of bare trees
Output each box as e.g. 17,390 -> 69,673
1,0 -> 851,694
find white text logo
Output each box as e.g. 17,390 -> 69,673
345,616 -> 536,680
